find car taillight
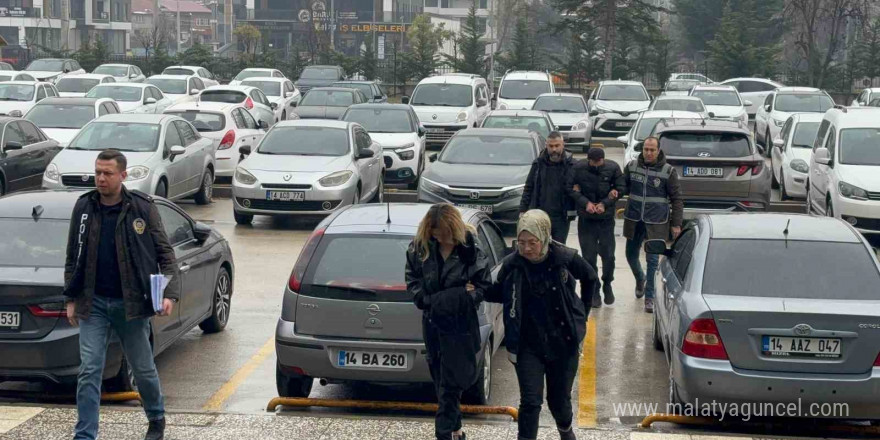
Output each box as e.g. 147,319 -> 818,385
681,318 -> 728,360
27,303 -> 67,318
245,97 -> 254,110
750,162 -> 763,175
287,228 -> 325,292
736,164 -> 763,176
219,130 -> 235,150
874,353 -> 880,367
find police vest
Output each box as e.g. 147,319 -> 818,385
624,161 -> 673,224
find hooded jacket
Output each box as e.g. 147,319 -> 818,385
623,150 -> 684,241
567,159 -> 626,220
520,150 -> 576,218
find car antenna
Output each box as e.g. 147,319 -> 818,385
783,218 -> 791,247
385,202 -> 392,230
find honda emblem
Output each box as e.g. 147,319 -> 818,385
469,191 -> 480,200
698,152 -> 711,157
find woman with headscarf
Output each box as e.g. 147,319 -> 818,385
405,203 -> 493,440
485,209 -> 598,440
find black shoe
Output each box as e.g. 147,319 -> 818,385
603,283 -> 615,305
453,432 -> 467,440
635,280 -> 646,299
558,426 -> 577,440
644,298 -> 654,314
591,291 -> 602,308
145,418 -> 165,440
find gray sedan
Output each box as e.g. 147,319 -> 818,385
291,87 -> 367,120
647,213 -> 880,421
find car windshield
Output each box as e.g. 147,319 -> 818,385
482,116 -> 551,138
839,128 -> 880,166
666,81 -> 700,92
499,80 -> 552,100
147,78 -> 187,94
200,90 -> 247,104
774,93 -> 834,113
791,121 -> 820,148
241,81 -> 281,97
300,67 -> 339,80
692,90 -> 741,106
67,122 -> 160,152
410,84 -> 472,107
86,85 -> 141,102
26,104 -> 95,129
302,234 -> 412,302
439,135 -> 535,165
533,96 -> 586,113
0,84 -> 35,101
0,218 -> 68,267
300,90 -> 354,107
334,83 -> 373,98
634,117 -> 663,141
653,99 -> 705,113
597,84 -> 649,101
342,108 -> 413,133
234,70 -> 270,81
163,68 -> 195,76
166,111 -> 225,132
56,78 -> 101,93
26,59 -> 64,71
258,126 -> 349,156
704,239 -> 880,299
93,65 -> 129,76
0,75 -> 13,81
660,132 -> 751,157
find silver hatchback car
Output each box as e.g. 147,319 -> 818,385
275,203 -> 508,404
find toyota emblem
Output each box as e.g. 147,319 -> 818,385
793,324 -> 812,336
432,114 -> 438,120
81,175 -> 90,182
469,191 -> 480,200
283,174 -> 292,181
698,152 -> 711,157
366,304 -> 381,316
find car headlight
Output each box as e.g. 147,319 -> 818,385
593,105 -> 613,114
789,159 -> 809,173
9,110 -> 22,117
773,118 -> 786,127
839,182 -> 869,200
574,120 -> 589,131
125,166 -> 150,181
234,167 -> 257,185
456,111 -> 468,122
420,178 -> 444,194
395,143 -> 416,160
44,163 -> 59,182
319,170 -> 353,187
502,185 -> 525,199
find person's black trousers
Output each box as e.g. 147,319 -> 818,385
577,217 -> 616,284
427,346 -> 463,439
514,348 -> 580,440
549,215 -> 572,244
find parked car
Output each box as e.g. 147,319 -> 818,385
294,65 -> 346,95
200,84 -> 275,128
494,70 -> 555,110
341,103 -> 426,190
662,80 -> 701,96
54,74 -> 116,97
0,81 -> 59,117
0,72 -> 37,82
716,77 -> 783,119
92,63 -> 146,83
275,203 -> 507,404
232,119 -> 384,225
770,112 -> 822,200
403,74 -> 492,149
161,65 -> 219,87
42,113 -> 215,203
332,80 -> 387,103
668,73 -> 714,84
147,74 -> 206,105
0,62 -> 13,71
852,88 -> 880,107
0,117 -> 62,195
480,109 -> 555,140
23,58 -> 85,83
648,96 -> 708,116
230,68 -> 286,85
0,189 -> 234,390
654,118 -> 771,217
165,102 -> 266,178
291,87 -> 367,120
806,107 -> 880,241
587,80 -> 652,139
25,97 -> 121,146
754,87 -> 834,154
418,128 -> 544,226
689,85 -> 750,125
532,93 -> 591,150
617,110 -> 703,166
648,213 -> 880,422
240,77 -> 301,122
86,83 -> 172,114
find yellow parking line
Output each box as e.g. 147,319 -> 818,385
202,337 -> 275,411
577,318 -> 598,428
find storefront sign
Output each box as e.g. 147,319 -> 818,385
340,24 -> 407,33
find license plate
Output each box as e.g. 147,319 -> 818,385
456,204 -> 493,214
337,350 -> 408,369
266,191 -> 304,201
683,166 -> 723,177
616,122 -> 634,128
0,311 -> 20,329
762,336 -> 841,358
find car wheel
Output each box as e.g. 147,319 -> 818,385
155,179 -> 168,199
282,111 -> 287,121
652,312 -> 664,352
370,175 -> 384,203
408,158 -> 423,191
764,130 -> 772,157
770,158 -> 779,189
104,356 -> 135,393
463,341 -> 492,405
234,211 -> 253,225
194,169 -> 213,205
276,362 -> 313,398
780,172 -> 790,201
353,185 -> 361,205
199,267 -> 232,333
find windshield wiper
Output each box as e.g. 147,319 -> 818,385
307,284 -> 377,294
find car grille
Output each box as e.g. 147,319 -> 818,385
237,198 -> 341,212
851,217 -> 880,231
867,191 -> 880,201
384,156 -> 393,168
62,175 -> 96,187
424,125 -> 463,144
557,125 -> 573,132
600,119 -> 635,131
444,186 -> 506,203
261,183 -> 312,190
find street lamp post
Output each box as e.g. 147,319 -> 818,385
176,0 -> 181,53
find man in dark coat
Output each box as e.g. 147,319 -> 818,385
520,132 -> 576,243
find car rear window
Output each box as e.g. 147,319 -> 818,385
200,90 -> 246,104
167,111 -> 225,132
659,132 -> 751,157
301,234 -> 412,302
703,239 -> 880,299
0,218 -> 68,267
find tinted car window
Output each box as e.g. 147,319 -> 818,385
258,126 -> 349,156
167,111 -> 225,132
0,218 -> 68,267
3,122 -> 24,147
242,80 -> 282,97
19,121 -> 44,143
791,122 -> 820,149
439,135 -> 536,165
300,90 -> 355,107
164,123 -> 183,149
300,67 -> 341,80
839,128 -> 880,166
499,80 -> 552,100
174,121 -> 199,145
597,84 -> 649,101
533,96 -> 586,113
147,78 -> 187,94
342,108 -> 414,133
156,205 -> 194,245
653,99 -> 705,113
670,229 -> 697,280
482,116 -> 551,138
410,84 -> 473,107
774,94 -> 834,113
660,132 -> 751,157
56,78 -> 100,93
691,90 -> 741,106
163,67 -> 196,76
70,122 -> 160,152
26,104 -> 96,129
237,108 -> 258,129
201,90 -> 247,104
86,85 -> 141,102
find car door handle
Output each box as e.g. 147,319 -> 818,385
179,264 -> 191,273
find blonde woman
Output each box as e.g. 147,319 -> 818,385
405,203 -> 492,440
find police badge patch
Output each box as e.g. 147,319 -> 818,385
133,218 -> 146,235
653,177 -> 661,187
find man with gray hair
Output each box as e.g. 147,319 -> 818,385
520,132 -> 576,243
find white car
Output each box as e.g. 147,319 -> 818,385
162,65 -> 220,87
0,81 -> 59,117
661,79 -> 701,96
55,74 -> 116,97
25,97 -> 121,146
648,96 -> 708,116
770,113 -> 822,200
617,110 -> 702,166
587,80 -> 651,139
494,71 -> 555,110
86,83 -> 173,114
806,107 -> 880,239
755,87 -> 834,153
240,77 -> 300,122
200,85 -> 275,128
669,73 -> 714,84
23,58 -> 85,83
531,93 -> 591,150
147,75 -> 207,105
403,73 -> 491,149
852,88 -> 880,107
716,77 -> 783,119
0,71 -> 37,82
689,84 -> 750,124
93,63 -> 147,83
165,102 -> 266,178
230,68 -> 286,85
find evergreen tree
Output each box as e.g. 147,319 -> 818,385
178,43 -> 213,67
447,2 -> 486,76
707,1 -> 779,79
402,14 -> 452,81
360,35 -> 378,80
855,18 -> 880,82
498,11 -> 538,72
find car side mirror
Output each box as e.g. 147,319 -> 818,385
193,221 -> 212,243
357,149 -> 375,159
374,94 -> 383,100
815,147 -> 831,165
644,239 -> 671,256
744,100 -> 754,107
616,135 -> 628,144
773,138 -> 784,149
190,88 -> 200,95
764,104 -> 771,112
589,110 -> 599,117
708,112 -> 716,118
634,141 -> 644,152
145,97 -> 157,104
130,73 -> 138,79
4,141 -> 23,151
418,126 -> 426,137
285,92 -> 293,98
429,153 -> 438,162
270,102 -> 278,110
401,96 -> 410,105
259,120 -> 269,129
239,145 -> 252,157
169,145 -> 185,157
291,101 -> 298,107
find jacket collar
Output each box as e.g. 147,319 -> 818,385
510,242 -> 571,269
86,186 -> 134,210
637,150 -> 667,169
538,149 -> 574,167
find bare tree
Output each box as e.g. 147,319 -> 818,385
785,0 -> 866,87
132,13 -> 174,59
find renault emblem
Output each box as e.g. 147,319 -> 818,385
793,324 -> 812,336
432,114 -> 438,120
366,304 -> 381,316
469,191 -> 480,200
283,174 -> 291,181
698,152 -> 711,157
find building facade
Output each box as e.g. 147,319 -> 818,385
131,0 -> 213,54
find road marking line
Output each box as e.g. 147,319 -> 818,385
0,406 -> 44,433
202,337 -> 275,411
577,318 -> 598,428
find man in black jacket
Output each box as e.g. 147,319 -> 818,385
568,148 -> 625,308
520,132 -> 575,243
64,149 -> 179,440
